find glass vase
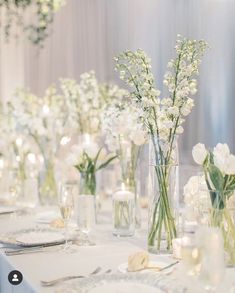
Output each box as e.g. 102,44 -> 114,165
79,171 -> 98,222
148,164 -> 179,253
207,190 -> 235,266
148,135 -> 179,253
39,154 -> 57,205
118,141 -> 141,228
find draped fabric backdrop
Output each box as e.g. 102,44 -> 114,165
1,0 -> 235,161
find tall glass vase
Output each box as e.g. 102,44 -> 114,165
118,141 -> 141,228
148,135 -> 179,253
39,152 -> 57,205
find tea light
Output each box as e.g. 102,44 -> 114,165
113,189 -> 135,201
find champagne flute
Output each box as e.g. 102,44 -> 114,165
58,183 -> 75,250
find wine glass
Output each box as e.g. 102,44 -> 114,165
58,183 -> 75,250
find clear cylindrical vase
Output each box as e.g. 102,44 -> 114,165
148,164 -> 179,253
112,188 -> 135,237
118,141 -> 141,228
39,156 -> 57,205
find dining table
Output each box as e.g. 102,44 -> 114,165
0,200 -> 235,293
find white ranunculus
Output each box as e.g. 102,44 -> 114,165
192,143 -> 207,165
213,143 -> 230,173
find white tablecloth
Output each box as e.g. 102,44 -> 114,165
0,202 -> 235,293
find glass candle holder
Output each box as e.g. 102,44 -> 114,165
112,188 -> 135,237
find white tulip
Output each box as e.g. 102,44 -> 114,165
83,142 -> 99,159
224,154 -> 235,175
213,143 -> 230,173
192,143 -> 207,165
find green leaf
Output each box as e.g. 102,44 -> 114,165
208,164 -> 224,191
96,155 -> 118,171
93,148 -> 103,167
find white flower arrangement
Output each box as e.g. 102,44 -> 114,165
8,85 -> 67,154
66,134 -> 117,195
115,35 -> 208,251
115,35 -> 208,164
193,143 -> 235,176
61,71 -> 128,135
192,142 -> 235,264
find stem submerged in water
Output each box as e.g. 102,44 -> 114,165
148,164 -> 177,252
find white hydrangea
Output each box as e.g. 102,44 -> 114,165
184,175 -> 209,210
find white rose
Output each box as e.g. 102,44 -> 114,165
213,143 -> 230,173
192,143 -> 207,165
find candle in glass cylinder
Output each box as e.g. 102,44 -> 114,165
112,188 -> 135,237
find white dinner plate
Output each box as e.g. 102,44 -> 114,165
15,230 -> 64,246
118,260 -> 173,274
0,206 -> 19,215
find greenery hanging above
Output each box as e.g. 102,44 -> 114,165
0,0 -> 66,47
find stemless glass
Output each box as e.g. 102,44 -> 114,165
58,183 -> 75,250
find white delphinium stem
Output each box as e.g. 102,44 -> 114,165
115,35 -> 208,251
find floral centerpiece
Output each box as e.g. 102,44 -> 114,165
66,135 -> 117,220
192,143 -> 235,265
115,35 -> 208,252
66,137 -> 117,196
60,71 -> 127,136
102,99 -> 147,227
8,85 -> 68,204
61,71 -> 127,209
0,0 -> 66,46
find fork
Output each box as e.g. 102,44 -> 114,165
40,266 -> 102,287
